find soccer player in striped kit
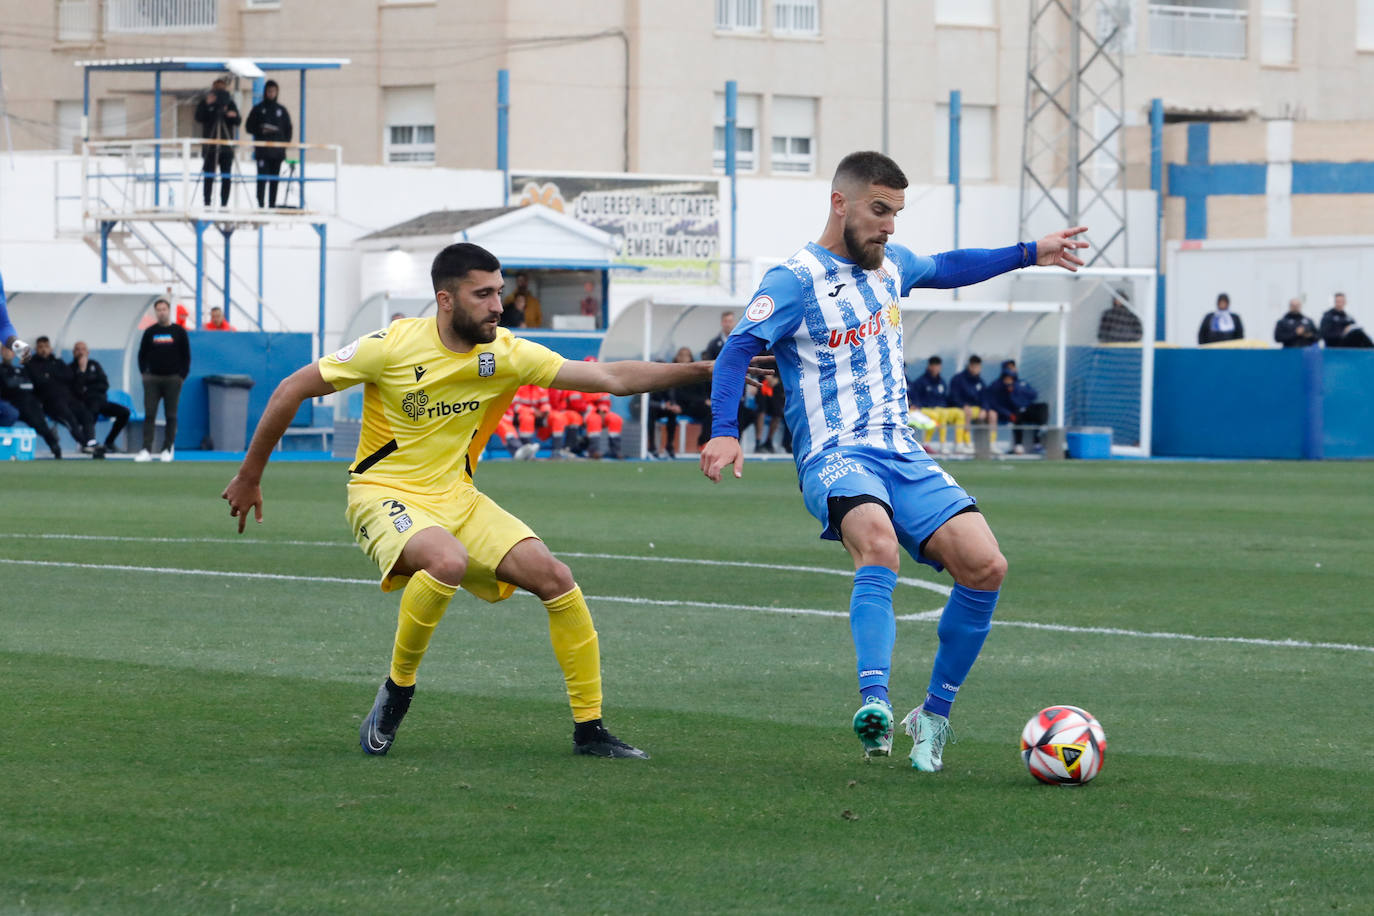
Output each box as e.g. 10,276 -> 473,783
702,151 -> 1088,771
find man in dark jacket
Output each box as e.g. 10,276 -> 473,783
196,78 -> 240,207
1198,292 -> 1245,344
1097,292 -> 1143,343
1,344 -> 62,457
71,340 -> 131,452
984,363 -> 1049,454
702,311 -> 736,361
1320,293 -> 1373,348
136,298 -> 192,462
949,355 -> 989,450
1274,298 -> 1319,348
245,80 -> 293,208
27,337 -> 97,453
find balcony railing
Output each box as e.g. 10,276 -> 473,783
1148,4 -> 1247,60
56,0 -> 98,42
105,0 -> 217,34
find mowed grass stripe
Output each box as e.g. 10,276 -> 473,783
1,553 -> 1368,654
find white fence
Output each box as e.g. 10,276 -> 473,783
105,0 -> 217,33
1148,4 -> 1248,60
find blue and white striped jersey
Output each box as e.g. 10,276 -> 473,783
733,241 -> 937,468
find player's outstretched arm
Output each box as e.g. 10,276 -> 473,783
1035,226 -> 1090,272
699,332 -> 764,483
221,363 -> 335,533
551,358 -> 711,396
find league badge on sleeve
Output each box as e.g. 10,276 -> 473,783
333,340 -> 359,362
746,295 -> 775,322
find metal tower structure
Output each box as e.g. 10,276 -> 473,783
1018,0 -> 1131,268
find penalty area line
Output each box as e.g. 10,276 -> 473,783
2,556 -> 1370,654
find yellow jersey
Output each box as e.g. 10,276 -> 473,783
319,318 -> 564,494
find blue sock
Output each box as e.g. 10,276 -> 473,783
850,565 -> 898,707
926,584 -> 999,719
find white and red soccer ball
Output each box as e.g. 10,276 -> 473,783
1020,705 -> 1107,785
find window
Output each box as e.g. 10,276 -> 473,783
56,100 -> 82,152
245,0 -> 281,7
384,86 -> 436,164
1261,0 -> 1295,64
715,0 -> 762,32
105,0 -> 216,33
935,0 -> 995,27
774,0 -> 818,36
56,0 -> 98,41
1361,0 -> 1374,50
1147,0 -> 1248,59
98,99 -> 127,138
933,103 -> 994,182
713,92 -> 759,172
770,96 -> 816,174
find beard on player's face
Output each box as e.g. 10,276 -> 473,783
447,294 -> 499,345
843,219 -> 886,271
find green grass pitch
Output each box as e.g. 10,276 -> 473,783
2,458 -> 1372,913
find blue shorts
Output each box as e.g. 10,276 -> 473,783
799,446 -> 976,571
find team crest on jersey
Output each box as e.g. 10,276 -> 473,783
332,340 -> 359,362
478,352 -> 496,377
746,295 -> 775,322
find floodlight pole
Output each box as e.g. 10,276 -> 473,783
725,80 -> 738,296
498,69 -> 510,205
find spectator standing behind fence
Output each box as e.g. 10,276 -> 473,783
245,80 -> 292,209
1274,298 -> 1319,348
1320,293 -> 1373,348
702,311 -> 736,361
1097,292 -> 1143,343
136,298 -> 191,463
204,306 -> 237,331
500,293 -> 526,329
27,337 -> 98,454
70,340 -> 130,454
196,78 -> 240,208
579,281 -> 599,327
1,345 -> 63,457
1198,292 -> 1245,344
647,347 -> 696,458
503,273 -> 542,328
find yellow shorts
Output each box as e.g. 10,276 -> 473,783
344,481 -> 535,603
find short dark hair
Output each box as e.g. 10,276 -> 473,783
1217,293 -> 1229,305
968,355 -> 982,365
35,336 -> 50,345
833,151 -> 908,191
1335,291 -> 1346,298
927,355 -> 942,365
431,243 -> 501,293
154,298 -> 170,309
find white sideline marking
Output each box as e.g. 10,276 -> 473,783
0,532 -> 955,596
2,556 -> 1371,655
0,557 -> 896,620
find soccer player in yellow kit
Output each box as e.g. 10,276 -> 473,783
222,242 -> 722,759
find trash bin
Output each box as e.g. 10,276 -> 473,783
204,374 -> 255,451
1066,427 -> 1113,459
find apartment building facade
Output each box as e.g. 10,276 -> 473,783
5,0 -> 1374,184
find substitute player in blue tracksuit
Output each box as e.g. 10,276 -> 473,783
702,151 -> 1087,771
0,270 -> 33,363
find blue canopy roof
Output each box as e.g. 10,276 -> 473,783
74,56 -> 348,73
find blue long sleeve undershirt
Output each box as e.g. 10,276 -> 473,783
922,242 -> 1036,290
709,332 -> 766,439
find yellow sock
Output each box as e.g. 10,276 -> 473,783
544,585 -> 603,723
389,569 -> 458,687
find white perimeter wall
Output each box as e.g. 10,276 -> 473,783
3,151 -> 1157,352
1166,238 -> 1374,345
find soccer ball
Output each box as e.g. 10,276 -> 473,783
1020,705 -> 1107,786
